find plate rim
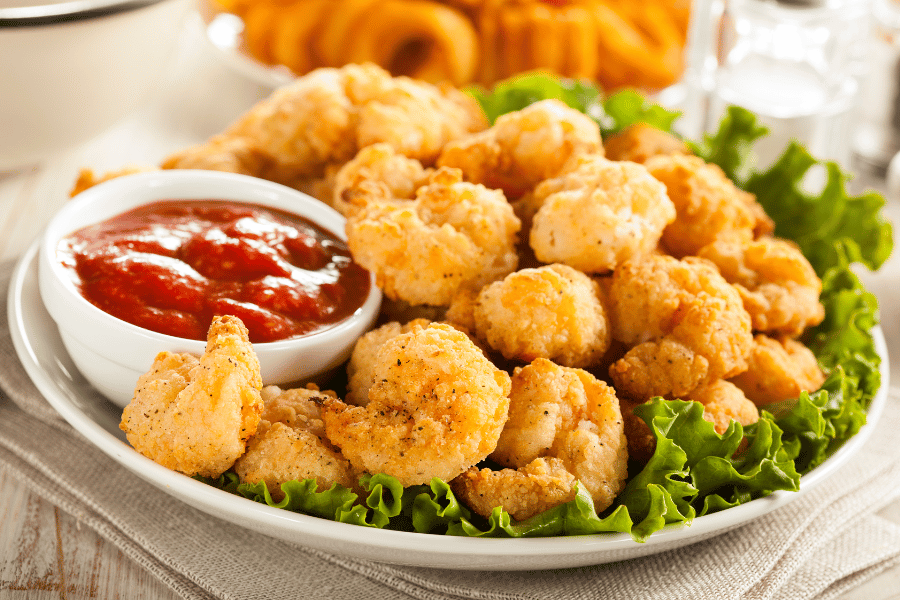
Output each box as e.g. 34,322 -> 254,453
8,239 -> 891,569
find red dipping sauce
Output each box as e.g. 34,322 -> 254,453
57,200 -> 371,344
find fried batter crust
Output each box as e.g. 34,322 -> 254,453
527,154 -> 675,273
321,323 -> 512,487
345,167 -> 520,306
234,385 -> 355,501
729,334 -> 825,405
607,254 -> 753,399
644,154 -> 774,257
697,237 -> 824,337
120,316 -> 263,478
467,263 -> 610,368
437,99 -> 602,198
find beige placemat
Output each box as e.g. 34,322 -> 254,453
2,260 -> 899,600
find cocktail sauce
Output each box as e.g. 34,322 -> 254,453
57,200 -> 370,343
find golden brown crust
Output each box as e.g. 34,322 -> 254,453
729,334 -> 826,406
120,315 -> 263,478
321,323 -> 511,487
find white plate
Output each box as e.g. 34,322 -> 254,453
9,240 -> 890,570
201,7 -> 295,89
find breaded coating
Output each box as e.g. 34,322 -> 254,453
603,122 -> 690,164
437,99 -> 602,198
729,334 -> 826,406
162,135 -> 277,179
679,380 -> 759,434
345,318 -> 432,406
490,359 -> 628,513
70,166 -> 157,197
644,154 -> 774,257
120,316 -> 263,478
697,237 -> 825,337
607,254 -> 753,399
345,167 -> 521,306
451,457 -> 578,521
329,143 -> 433,216
234,385 -> 355,501
527,154 -> 675,273
619,397 -> 656,466
320,323 -> 512,487
466,264 -> 610,368
163,63 -> 486,186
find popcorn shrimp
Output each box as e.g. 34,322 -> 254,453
437,99 -> 602,198
320,323 -> 512,487
162,135 -> 277,179
729,334 -> 825,406
678,379 -> 759,434
644,154 -> 774,257
345,167 -> 521,306
329,143 -> 433,216
697,237 -> 825,336
451,457 -> 578,521
344,318 -> 432,406
527,154 -> 675,273
461,263 -> 611,368
120,316 -> 263,478
457,359 -> 628,518
234,385 -> 356,501
164,63 -> 487,186
607,254 -> 753,399
603,122 -> 690,164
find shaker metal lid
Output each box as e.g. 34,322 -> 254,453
0,0 -> 164,26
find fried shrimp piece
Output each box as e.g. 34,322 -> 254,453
345,167 -> 521,306
644,154 -> 774,257
161,135 -> 276,178
729,334 -> 825,406
120,316 -> 263,478
329,143 -> 433,216
462,264 -> 610,368
234,385 -> 356,501
697,237 -> 825,337
437,99 -> 602,199
607,254 -> 753,399
321,323 -> 512,487
678,379 -> 759,434
451,457 -> 578,521
603,122 -> 691,164
70,166 -> 158,197
162,63 -> 486,186
345,318 -> 432,406
526,154 -> 675,273
471,359 -> 627,514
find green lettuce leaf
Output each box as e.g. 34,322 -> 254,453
598,89 -> 681,137
688,105 -> 769,183
466,72 -> 602,125
447,483 -> 633,539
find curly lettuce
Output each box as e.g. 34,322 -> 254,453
197,75 -> 890,542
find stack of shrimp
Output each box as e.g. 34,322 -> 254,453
115,64 -> 827,524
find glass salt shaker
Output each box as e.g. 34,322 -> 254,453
852,0 -> 900,177
686,0 -> 871,168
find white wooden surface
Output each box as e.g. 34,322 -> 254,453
2,13 -> 900,599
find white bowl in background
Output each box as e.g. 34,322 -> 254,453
38,170 -> 382,407
0,0 -> 192,171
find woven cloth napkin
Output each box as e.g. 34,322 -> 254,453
2,261 -> 900,600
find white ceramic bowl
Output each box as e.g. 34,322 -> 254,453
0,0 -> 191,171
38,170 -> 382,408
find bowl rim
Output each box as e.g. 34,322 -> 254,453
38,169 -> 382,352
0,0 -> 169,26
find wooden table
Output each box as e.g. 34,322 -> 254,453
2,13 -> 900,599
